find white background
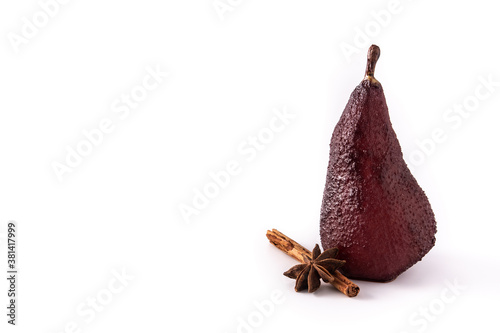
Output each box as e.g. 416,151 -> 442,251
1,0 -> 499,332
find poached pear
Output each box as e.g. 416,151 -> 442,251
320,45 -> 437,282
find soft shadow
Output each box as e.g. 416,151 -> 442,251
312,283 -> 373,300
389,250 -> 467,289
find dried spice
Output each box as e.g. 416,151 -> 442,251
283,244 -> 345,293
266,229 -> 359,297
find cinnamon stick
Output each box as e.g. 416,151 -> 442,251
266,229 -> 360,297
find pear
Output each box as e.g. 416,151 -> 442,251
320,45 -> 437,282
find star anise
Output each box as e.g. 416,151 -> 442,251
283,244 -> 345,293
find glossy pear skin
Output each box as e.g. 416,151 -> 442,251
320,76 -> 437,282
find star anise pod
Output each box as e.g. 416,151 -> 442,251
283,244 -> 345,293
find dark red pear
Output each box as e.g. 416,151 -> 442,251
320,45 -> 437,282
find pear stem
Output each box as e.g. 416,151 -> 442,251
365,44 -> 380,78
